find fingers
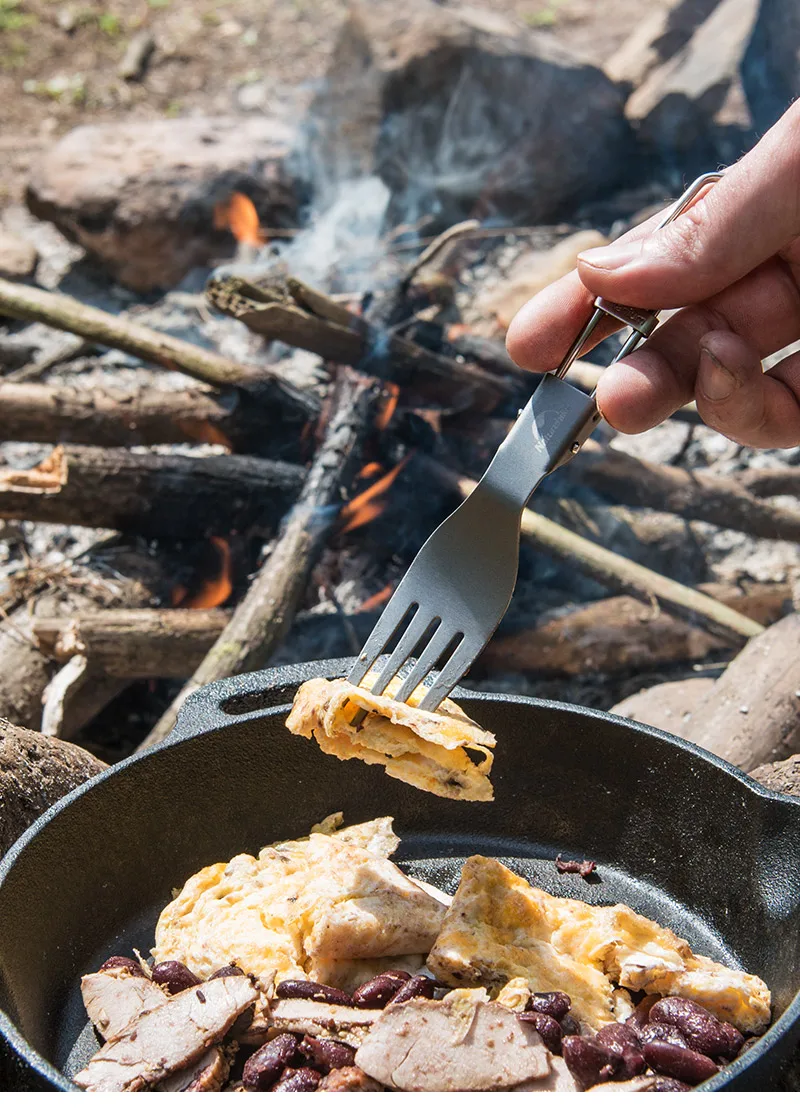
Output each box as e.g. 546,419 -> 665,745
696,332 -> 800,448
505,210 -> 670,371
577,101 -> 800,309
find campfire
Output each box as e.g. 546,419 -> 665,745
0,0 -> 799,922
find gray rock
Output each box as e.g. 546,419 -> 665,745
626,0 -> 759,166
742,0 -> 800,134
26,117 -> 301,293
302,1 -> 634,228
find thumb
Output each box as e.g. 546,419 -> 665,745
576,102 -> 800,309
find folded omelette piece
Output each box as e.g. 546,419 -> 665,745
427,856 -> 771,1035
286,674 -> 496,801
153,817 -> 446,987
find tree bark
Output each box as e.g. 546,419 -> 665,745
481,582 -> 790,676
34,608 -> 229,678
0,381 -> 306,454
0,445 -> 304,539
0,719 -> 106,857
139,368 -> 383,751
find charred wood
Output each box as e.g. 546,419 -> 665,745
574,444 -> 800,542
34,608 -> 229,679
0,381 -> 305,455
481,582 -> 790,677
0,718 -> 106,857
139,368 -> 384,750
0,445 -> 304,539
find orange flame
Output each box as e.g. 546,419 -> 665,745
358,462 -> 383,480
213,192 -> 265,247
375,384 -> 400,431
358,584 -> 393,612
172,538 -> 233,610
176,418 -> 233,451
340,455 -> 410,534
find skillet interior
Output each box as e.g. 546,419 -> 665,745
0,657 -> 799,1091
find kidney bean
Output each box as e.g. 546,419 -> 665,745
272,1067 -> 322,1092
649,1076 -> 692,1092
529,991 -> 571,1021
560,1013 -> 581,1036
298,1035 -> 356,1073
640,1021 -> 689,1048
98,956 -> 144,977
150,960 -> 201,995
627,993 -> 661,1034
380,970 -> 412,981
649,996 -> 741,1061
387,974 -> 437,1006
352,972 -> 410,1009
596,1023 -> 646,1079
562,1035 -> 622,1090
518,1010 -> 563,1055
275,979 -> 352,1006
719,1022 -> 745,1059
243,1033 -> 300,1091
643,1040 -> 719,1085
209,964 -> 246,980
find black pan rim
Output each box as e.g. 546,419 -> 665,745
1,674 -> 799,1092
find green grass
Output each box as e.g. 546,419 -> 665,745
0,0 -> 36,33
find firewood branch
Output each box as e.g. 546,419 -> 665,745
138,367 -> 384,751
0,277 -> 316,418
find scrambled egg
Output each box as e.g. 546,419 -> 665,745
427,856 -> 771,1035
153,818 -> 445,986
286,674 -> 495,801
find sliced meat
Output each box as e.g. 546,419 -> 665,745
355,997 -> 550,1091
318,1066 -> 384,1091
268,998 -> 379,1046
157,1045 -> 232,1092
81,969 -> 167,1043
74,975 -> 257,1092
513,1055 -> 579,1092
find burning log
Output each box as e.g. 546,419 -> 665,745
0,446 -> 304,539
139,368 -> 384,751
436,468 -> 763,645
0,719 -> 106,857
0,277 -> 316,417
41,659 -> 127,741
34,609 -> 229,679
205,272 -> 519,403
0,381 -> 303,454
574,444 -> 800,542
481,582 -> 790,678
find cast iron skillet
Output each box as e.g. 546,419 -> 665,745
1,657 -> 799,1091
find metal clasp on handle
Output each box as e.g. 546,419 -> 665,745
553,171 -> 724,383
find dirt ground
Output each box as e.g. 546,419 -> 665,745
0,0 -> 672,205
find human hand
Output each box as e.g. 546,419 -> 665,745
505,101 -> 800,449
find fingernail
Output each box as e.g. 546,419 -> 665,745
578,241 -> 642,271
700,347 -> 735,401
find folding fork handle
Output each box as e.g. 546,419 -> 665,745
481,374 -> 601,511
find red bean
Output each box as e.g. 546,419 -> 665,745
649,996 -> 742,1061
272,1067 -> 322,1092
243,1033 -> 300,1091
640,1021 -> 689,1048
387,974 -> 437,1006
628,993 -> 661,1034
529,991 -> 571,1020
518,1010 -> 563,1055
275,979 -> 352,1006
643,1040 -> 719,1084
98,956 -> 144,978
352,973 -> 410,1009
150,960 -> 201,995
649,1076 -> 692,1092
298,1036 -> 356,1073
596,1023 -> 646,1079
209,964 -> 246,980
560,1013 -> 581,1036
562,1035 -> 622,1089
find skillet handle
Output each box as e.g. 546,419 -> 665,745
162,657 -> 358,746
